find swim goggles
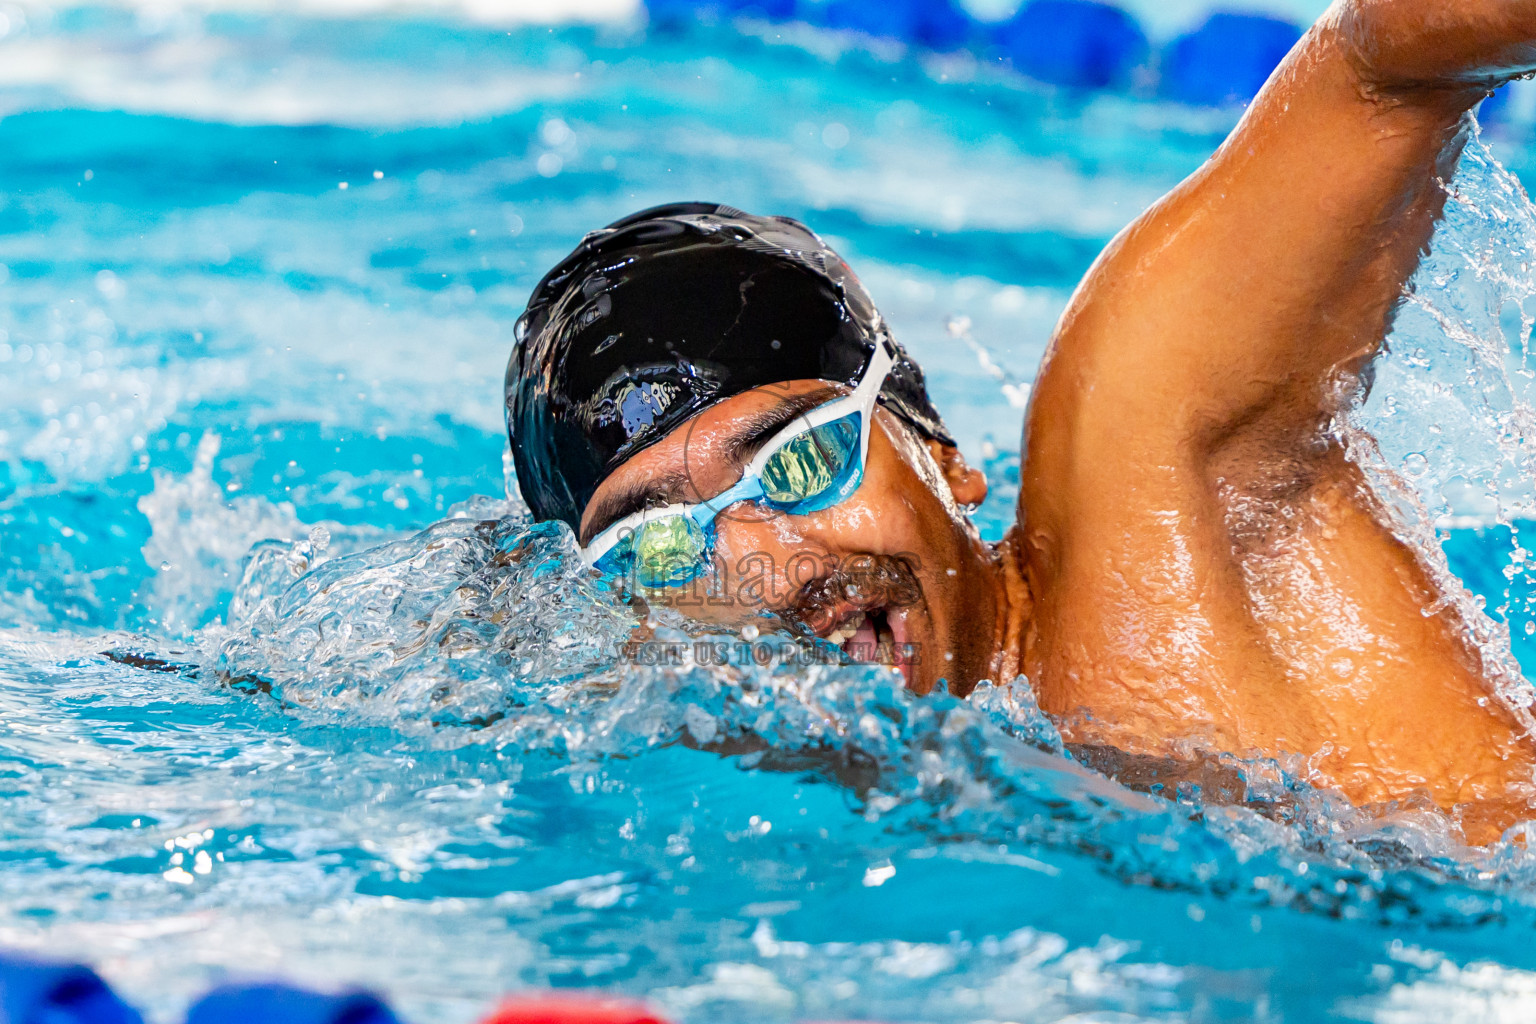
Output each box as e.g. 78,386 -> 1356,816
581,339 -> 897,589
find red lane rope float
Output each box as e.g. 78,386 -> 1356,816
477,994 -> 670,1024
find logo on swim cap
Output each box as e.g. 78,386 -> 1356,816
617,380 -> 679,434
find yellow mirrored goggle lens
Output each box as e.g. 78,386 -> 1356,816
760,415 -> 860,506
631,514 -> 708,588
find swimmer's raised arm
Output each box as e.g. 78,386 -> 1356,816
1018,0 -> 1536,833
1027,0 -> 1536,523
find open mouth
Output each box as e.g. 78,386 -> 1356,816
820,607 -> 912,679
785,556 -> 922,686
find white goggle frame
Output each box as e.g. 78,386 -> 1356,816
580,339 -> 897,570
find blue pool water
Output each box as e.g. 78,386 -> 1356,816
11,4 -> 1536,1022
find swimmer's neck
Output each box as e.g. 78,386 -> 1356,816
980,527 -> 1035,692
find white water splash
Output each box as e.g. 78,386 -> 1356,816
1344,125 -> 1536,724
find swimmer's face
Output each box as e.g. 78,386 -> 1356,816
579,379 -> 999,695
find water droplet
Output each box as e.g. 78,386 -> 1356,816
540,118 -> 572,146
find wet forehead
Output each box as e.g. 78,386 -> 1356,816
578,378 -> 844,542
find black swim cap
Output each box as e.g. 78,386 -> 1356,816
505,202 -> 954,535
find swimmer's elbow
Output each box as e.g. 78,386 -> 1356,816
1336,0 -> 1536,95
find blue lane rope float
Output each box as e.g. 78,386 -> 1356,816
993,0 -> 1148,89
1159,12 -> 1304,105
0,955 -> 144,1024
183,983 -> 401,1024
811,0 -> 974,51
644,0 -> 796,27
639,0 -> 1307,108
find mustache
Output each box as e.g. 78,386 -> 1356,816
781,554 -> 922,635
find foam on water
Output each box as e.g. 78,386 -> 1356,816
8,7 -> 1536,1023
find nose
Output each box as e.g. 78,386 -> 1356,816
708,503 -> 841,614
713,488 -> 916,620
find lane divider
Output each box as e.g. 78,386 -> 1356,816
185,983 -> 402,1024
0,950 -> 892,1024
0,954 -> 143,1024
1160,12 -> 1303,106
817,0 -> 972,52
994,0 -> 1147,90
643,0 -> 1312,107
478,994 -> 669,1024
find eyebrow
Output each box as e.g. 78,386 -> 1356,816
580,385 -> 843,544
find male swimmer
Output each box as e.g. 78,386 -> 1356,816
505,1 -> 1536,843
